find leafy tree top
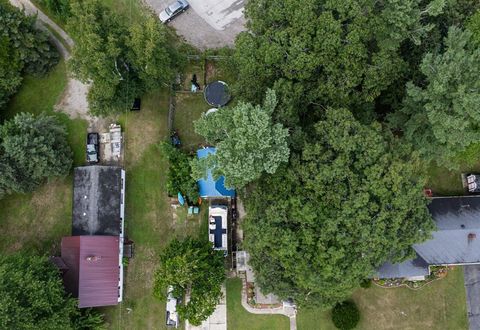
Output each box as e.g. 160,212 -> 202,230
243,108 -> 434,307
0,113 -> 72,196
192,89 -> 290,188
0,253 -> 102,329
392,27 -> 480,167
233,0 -> 445,117
68,0 -> 180,115
153,237 -> 225,326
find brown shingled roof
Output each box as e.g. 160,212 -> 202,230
61,236 -> 120,308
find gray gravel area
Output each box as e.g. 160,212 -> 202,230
144,0 -> 246,49
464,265 -> 480,330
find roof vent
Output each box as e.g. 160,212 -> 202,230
468,233 -> 476,243
86,256 -> 101,262
461,224 -> 466,229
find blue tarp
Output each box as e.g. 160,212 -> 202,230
178,192 -> 185,205
196,148 -> 235,198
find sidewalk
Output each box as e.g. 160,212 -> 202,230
186,284 -> 227,330
238,274 -> 297,330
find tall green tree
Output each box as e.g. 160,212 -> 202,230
232,0 -> 445,124
243,108 -> 434,307
0,253 -> 103,329
0,113 -> 72,196
0,1 -> 58,108
391,27 -> 480,167
192,90 -> 289,188
467,10 -> 480,45
160,142 -> 199,204
68,0 -> 179,116
153,237 -> 225,326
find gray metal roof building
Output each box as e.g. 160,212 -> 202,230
72,166 -> 125,236
377,196 -> 480,279
376,254 -> 430,279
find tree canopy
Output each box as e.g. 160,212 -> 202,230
0,113 -> 72,197
0,253 -> 103,329
0,1 -> 58,108
192,90 -> 290,188
153,237 -> 225,326
160,142 -> 199,204
243,108 -> 434,307
232,0 -> 446,125
68,0 -> 181,116
391,27 -> 480,167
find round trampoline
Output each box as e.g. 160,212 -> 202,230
204,81 -> 231,107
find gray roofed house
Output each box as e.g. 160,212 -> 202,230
72,166 -> 125,236
376,254 -> 430,279
377,196 -> 480,280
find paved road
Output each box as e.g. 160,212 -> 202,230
144,0 -> 245,49
464,265 -> 480,330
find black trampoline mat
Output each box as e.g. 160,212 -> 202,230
204,81 -> 231,107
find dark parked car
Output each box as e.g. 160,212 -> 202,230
86,133 -> 99,163
159,0 -> 189,23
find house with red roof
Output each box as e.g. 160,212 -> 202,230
54,166 -> 125,308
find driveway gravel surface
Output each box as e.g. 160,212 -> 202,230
144,0 -> 246,49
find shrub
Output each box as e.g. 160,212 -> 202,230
331,300 -> 360,330
40,0 -> 71,19
160,142 -> 199,204
360,279 -> 372,289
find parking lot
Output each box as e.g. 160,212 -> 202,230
144,0 -> 246,49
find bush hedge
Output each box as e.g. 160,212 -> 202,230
331,300 -> 360,330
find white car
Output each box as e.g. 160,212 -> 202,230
166,286 -> 179,328
159,0 -> 189,23
208,205 -> 228,256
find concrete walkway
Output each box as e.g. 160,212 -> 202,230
238,274 -> 297,330
464,265 -> 480,330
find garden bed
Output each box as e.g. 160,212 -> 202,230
373,266 -> 449,290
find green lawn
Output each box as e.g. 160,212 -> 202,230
227,278 -> 289,330
3,59 -> 88,166
0,59 -> 86,255
103,90 -> 206,330
174,93 -> 209,151
297,267 -> 468,330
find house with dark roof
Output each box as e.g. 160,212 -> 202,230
377,196 -> 480,280
72,166 -> 125,236
57,166 -> 125,308
196,148 -> 235,198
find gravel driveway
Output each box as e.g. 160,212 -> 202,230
144,0 -> 246,49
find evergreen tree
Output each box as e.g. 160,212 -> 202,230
0,113 -> 72,196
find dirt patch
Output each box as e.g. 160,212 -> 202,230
55,77 -> 91,119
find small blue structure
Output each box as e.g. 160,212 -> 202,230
178,192 -> 185,205
196,148 -> 235,198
